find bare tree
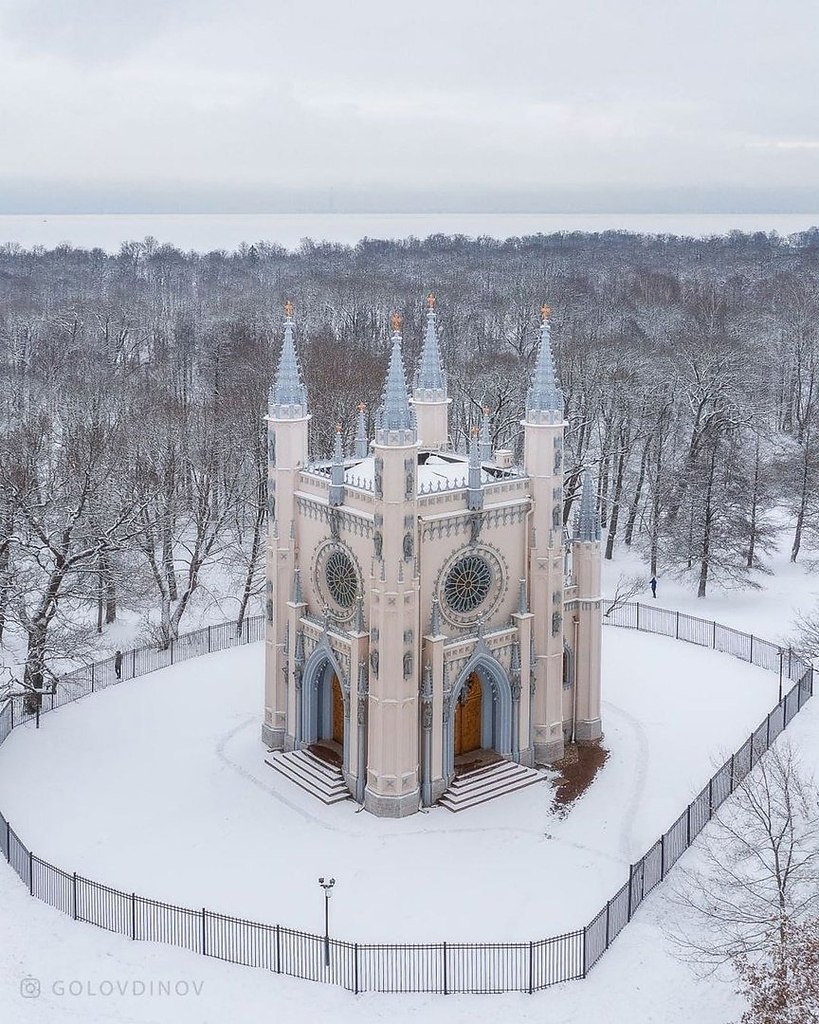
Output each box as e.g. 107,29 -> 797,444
670,741 -> 819,1000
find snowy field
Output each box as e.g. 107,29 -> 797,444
1,528 -> 817,1023
0,628 -> 782,946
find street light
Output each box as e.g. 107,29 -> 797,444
318,876 -> 335,967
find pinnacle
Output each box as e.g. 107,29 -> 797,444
377,323 -> 415,439
575,470 -> 601,543
526,316 -> 563,417
269,310 -> 308,413
414,302 -> 447,396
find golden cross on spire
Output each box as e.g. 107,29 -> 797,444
482,405 -> 490,415
336,423 -> 342,433
358,402 -> 367,413
391,312 -> 402,333
284,299 -> 294,318
540,303 -> 552,322
427,293 -> 436,310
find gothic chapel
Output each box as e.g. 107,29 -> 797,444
263,298 -> 602,816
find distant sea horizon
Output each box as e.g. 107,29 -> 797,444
1,212 -> 818,253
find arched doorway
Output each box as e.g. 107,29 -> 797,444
444,656 -> 513,782
301,650 -> 347,771
454,673 -> 482,756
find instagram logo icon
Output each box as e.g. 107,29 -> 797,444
20,977 -> 41,999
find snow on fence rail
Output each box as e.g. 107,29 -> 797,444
0,603 -> 814,994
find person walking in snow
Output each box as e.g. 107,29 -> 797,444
114,650 -> 123,680
649,576 -> 657,599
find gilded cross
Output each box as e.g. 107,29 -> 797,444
540,303 -> 552,321
427,293 -> 436,309
391,312 -> 402,332
284,299 -> 294,318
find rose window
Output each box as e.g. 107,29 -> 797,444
443,555 -> 493,615
325,550 -> 358,608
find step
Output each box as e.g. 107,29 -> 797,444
439,762 -> 545,812
278,751 -> 348,793
455,759 -> 524,785
266,751 -> 351,805
440,772 -> 544,811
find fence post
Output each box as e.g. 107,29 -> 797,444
354,942 -> 359,994
91,663 -> 95,693
686,803 -> 691,846
661,833 -> 666,879
748,731 -> 755,769
708,777 -> 713,817
528,940 -> 534,994
712,621 -> 717,648
208,625 -> 212,653
275,923 -> 281,973
131,893 -> 136,940
72,872 -> 78,920
4,819 -> 9,861
730,752 -> 735,791
132,649 -> 136,678
605,900 -> 611,947
443,941 -> 448,995
636,603 -> 640,630
170,640 -> 174,665
582,925 -> 588,978
28,850 -> 33,895
627,865 -> 634,920
202,908 -> 207,956
749,634 -> 754,664
675,610 -> 679,639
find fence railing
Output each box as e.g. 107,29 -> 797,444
0,602 -> 814,993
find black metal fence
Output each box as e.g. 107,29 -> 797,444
0,602 -> 813,993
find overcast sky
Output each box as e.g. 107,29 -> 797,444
1,0 -> 818,212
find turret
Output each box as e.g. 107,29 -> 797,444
354,402 -> 369,459
571,469 -> 602,743
412,294 -> 450,449
329,424 -> 345,507
264,301 -> 311,752
366,313 -> 421,817
523,304 -> 566,765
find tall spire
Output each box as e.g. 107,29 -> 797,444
329,424 -> 345,506
574,470 -> 601,542
479,406 -> 492,462
269,300 -> 308,417
376,313 -> 416,444
414,293 -> 447,398
467,426 -> 483,511
525,304 -> 563,422
355,402 -> 369,459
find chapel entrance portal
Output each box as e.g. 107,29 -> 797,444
454,673 -> 482,756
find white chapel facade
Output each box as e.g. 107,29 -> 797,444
262,297 -> 602,817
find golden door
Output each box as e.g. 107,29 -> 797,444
331,674 -> 344,745
454,674 -> 482,755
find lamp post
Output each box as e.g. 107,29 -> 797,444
318,876 -> 335,967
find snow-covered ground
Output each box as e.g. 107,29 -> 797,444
0,630 -> 781,944
0,523 -> 817,1023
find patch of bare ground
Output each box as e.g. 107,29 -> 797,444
550,741 -> 609,817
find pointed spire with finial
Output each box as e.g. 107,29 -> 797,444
479,406 -> 492,462
329,423 -> 345,506
467,425 -> 483,511
291,567 -> 304,605
525,303 -> 563,423
355,402 -> 369,459
414,293 -> 447,398
269,300 -> 308,417
430,595 -> 442,636
574,469 -> 601,543
376,313 -> 416,444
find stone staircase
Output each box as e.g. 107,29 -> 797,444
438,759 -> 546,812
265,749 -> 351,805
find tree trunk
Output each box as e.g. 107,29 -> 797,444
624,437 -> 650,546
791,432 -> 811,563
604,447 -> 627,560
747,434 -> 760,568
698,449 -> 717,598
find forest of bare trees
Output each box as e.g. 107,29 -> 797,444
1,227 -> 818,699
